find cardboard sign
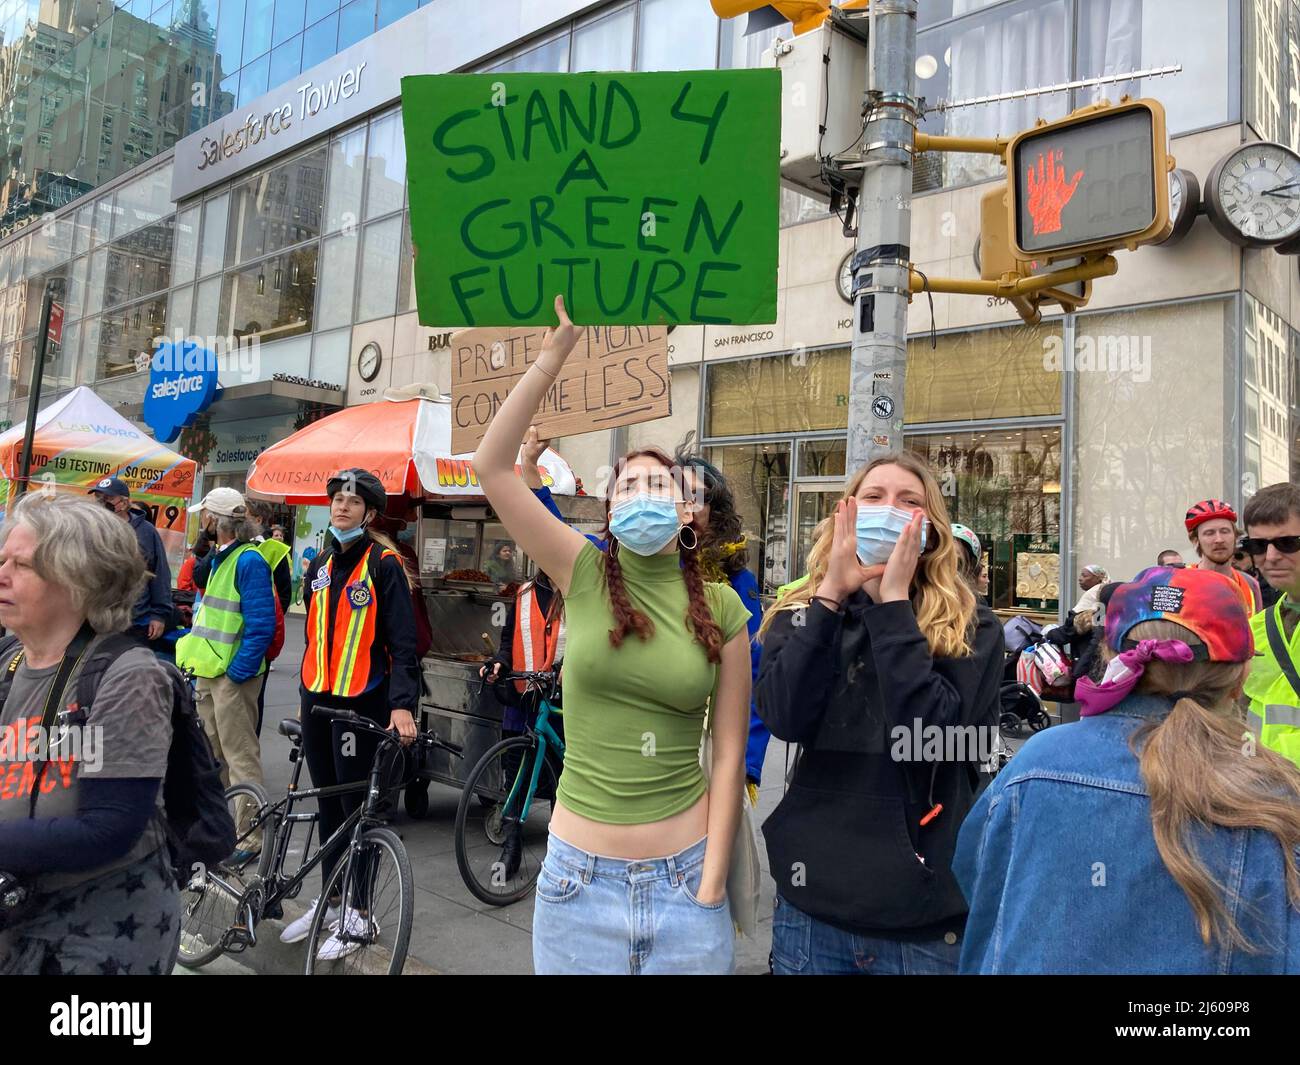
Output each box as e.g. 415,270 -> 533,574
401,70 -> 780,327
450,324 -> 670,453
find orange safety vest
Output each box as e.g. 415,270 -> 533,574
511,581 -> 561,694
302,544 -> 399,697
1190,563 -> 1261,614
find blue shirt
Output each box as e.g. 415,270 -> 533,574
955,693 -> 1300,973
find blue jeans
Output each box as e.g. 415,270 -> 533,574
770,894 -> 961,975
532,833 -> 735,975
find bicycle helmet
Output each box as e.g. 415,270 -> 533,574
1184,498 -> 1237,534
326,468 -> 387,512
951,523 -> 982,561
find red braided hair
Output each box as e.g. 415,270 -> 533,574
601,448 -> 723,662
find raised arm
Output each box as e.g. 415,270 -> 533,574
472,296 -> 589,596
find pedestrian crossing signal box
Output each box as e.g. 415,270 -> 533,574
1006,98 -> 1173,261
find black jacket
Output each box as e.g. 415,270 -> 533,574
302,534 -> 421,712
756,594 -> 1004,938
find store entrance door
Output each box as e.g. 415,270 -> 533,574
790,484 -> 840,586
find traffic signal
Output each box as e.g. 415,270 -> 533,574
1005,98 -> 1172,260
710,1 -> 867,36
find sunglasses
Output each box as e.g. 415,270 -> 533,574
1240,535 -> 1300,556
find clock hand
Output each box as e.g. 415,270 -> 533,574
1263,180 -> 1300,196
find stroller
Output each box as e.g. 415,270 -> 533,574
998,615 -> 1057,735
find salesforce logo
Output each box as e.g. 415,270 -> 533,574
143,339 -> 220,442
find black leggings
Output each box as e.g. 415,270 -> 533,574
300,684 -> 394,901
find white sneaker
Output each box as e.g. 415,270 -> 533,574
280,895 -> 339,944
315,908 -> 379,961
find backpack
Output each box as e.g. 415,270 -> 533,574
266,591 -> 286,663
0,632 -> 236,884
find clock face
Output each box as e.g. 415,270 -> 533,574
837,252 -> 854,303
1156,168 -> 1200,247
357,342 -> 382,382
1207,142 -> 1300,246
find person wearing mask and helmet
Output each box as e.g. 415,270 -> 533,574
279,468 -> 420,962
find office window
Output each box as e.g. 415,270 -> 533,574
103,219 -> 175,311
220,245 -> 319,346
227,146 -> 327,264
216,0 -> 247,72
1077,0 -> 1234,133
316,232 -> 357,330
377,0 -> 415,31
365,111 -> 405,219
357,216 -> 401,321
306,0 -> 336,24
302,13 -> 338,69
325,126 -> 366,233
914,0 -> 1071,191
638,0 -> 719,71
244,0 -> 276,62
337,0 -> 374,52
270,35 -> 303,89
487,32 -> 569,74
239,52 -> 271,105
199,193 -> 229,277
572,4 -> 634,72
274,0 -> 306,46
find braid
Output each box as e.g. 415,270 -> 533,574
679,540 -> 723,663
601,545 -> 654,648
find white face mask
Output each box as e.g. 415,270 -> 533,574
854,504 -> 929,566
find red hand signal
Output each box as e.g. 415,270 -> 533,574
1026,149 -> 1084,235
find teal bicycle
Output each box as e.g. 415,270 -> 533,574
454,669 -> 564,906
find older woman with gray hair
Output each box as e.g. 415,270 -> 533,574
0,493 -> 178,975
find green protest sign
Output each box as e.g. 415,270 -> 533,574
400,70 -> 780,328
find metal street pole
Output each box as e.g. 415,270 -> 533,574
16,282 -> 59,498
845,0 -> 917,470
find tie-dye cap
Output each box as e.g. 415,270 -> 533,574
1103,566 -> 1254,662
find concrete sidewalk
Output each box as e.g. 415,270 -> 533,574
185,624 -> 786,975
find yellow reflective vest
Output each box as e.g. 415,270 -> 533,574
1244,598 -> 1300,769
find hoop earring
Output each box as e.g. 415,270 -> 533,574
678,525 -> 698,551
608,537 -> 620,560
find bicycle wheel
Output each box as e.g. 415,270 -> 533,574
176,782 -> 269,968
454,735 -> 560,906
303,827 -> 413,975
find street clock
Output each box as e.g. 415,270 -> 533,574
1204,141 -> 1300,247
1156,168 -> 1200,246
837,251 -> 854,303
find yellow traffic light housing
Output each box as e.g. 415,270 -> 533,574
709,1 -> 868,36
1005,98 -> 1173,261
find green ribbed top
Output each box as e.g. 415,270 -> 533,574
555,543 -> 751,825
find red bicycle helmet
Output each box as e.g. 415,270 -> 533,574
1184,498 -> 1237,534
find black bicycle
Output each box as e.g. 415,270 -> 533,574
454,670 -> 564,906
176,705 -> 461,975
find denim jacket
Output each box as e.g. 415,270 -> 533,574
954,694 -> 1300,974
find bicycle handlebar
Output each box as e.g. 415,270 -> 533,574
308,705 -> 463,758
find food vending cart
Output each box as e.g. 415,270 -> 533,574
402,492 -> 603,816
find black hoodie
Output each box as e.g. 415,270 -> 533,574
756,594 -> 1004,939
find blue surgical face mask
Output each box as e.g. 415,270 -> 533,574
609,492 -> 681,556
330,523 -> 366,545
855,504 -> 929,567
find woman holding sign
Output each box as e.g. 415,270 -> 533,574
474,296 -> 752,976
